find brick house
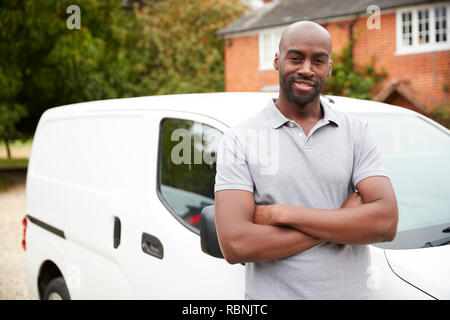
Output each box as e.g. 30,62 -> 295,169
217,0 -> 450,114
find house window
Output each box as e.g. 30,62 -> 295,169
401,11 -> 413,46
418,9 -> 429,44
435,6 -> 447,43
396,4 -> 450,55
258,28 -> 284,70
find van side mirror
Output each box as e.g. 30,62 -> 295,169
200,205 -> 224,259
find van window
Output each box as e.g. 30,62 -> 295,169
158,118 -> 222,233
355,114 -> 450,250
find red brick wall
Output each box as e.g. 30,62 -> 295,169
224,35 -> 278,92
224,11 -> 449,111
350,12 -> 449,111
324,20 -> 351,54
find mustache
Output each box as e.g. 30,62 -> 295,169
289,75 -> 318,86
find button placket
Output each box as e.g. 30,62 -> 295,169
304,131 -> 315,149
287,121 -> 308,146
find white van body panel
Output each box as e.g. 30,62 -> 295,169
385,245 -> 450,299
25,223 -> 66,299
368,246 -> 433,300
27,113 -> 154,298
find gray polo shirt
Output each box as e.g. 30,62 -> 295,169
214,98 -> 389,300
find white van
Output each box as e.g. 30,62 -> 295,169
24,93 -> 450,300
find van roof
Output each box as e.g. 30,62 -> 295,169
41,92 -> 415,127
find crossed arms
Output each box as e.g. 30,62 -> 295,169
215,176 -> 398,264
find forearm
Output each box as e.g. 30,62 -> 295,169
219,221 -> 322,264
274,200 -> 397,245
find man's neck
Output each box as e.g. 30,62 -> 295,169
275,94 -> 323,123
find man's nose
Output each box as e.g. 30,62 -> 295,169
298,59 -> 314,77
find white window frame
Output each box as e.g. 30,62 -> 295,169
396,3 -> 450,55
258,27 -> 285,70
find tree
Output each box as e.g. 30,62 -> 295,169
0,0 -> 248,140
0,0 -> 149,137
135,0 -> 248,95
0,104 -> 27,159
0,64 -> 27,158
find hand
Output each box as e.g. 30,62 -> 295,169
254,204 -> 278,226
342,192 -> 363,208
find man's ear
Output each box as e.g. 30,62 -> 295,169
273,52 -> 279,70
327,60 -> 333,77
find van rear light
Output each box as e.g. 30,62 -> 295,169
22,216 -> 27,251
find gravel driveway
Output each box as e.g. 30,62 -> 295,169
0,170 -> 34,300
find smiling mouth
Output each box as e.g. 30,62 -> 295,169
293,81 -> 316,91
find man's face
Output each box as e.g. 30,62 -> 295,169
275,33 -> 332,106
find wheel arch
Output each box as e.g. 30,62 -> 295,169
37,260 -> 64,300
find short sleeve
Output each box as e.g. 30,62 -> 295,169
214,129 -> 254,193
352,122 -> 389,188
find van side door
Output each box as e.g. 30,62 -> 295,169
115,111 -> 245,299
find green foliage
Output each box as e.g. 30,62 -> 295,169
0,0 -> 145,135
0,103 -> 28,139
0,0 -> 248,137
137,0 -> 247,95
0,45 -> 28,152
324,45 -> 387,100
430,103 -> 450,129
0,103 -> 28,158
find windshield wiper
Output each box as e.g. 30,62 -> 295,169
423,236 -> 450,248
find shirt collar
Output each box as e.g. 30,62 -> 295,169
321,98 -> 340,127
263,99 -> 290,129
263,97 -> 340,129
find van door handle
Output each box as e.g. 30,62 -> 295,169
141,233 -> 164,259
114,217 -> 121,249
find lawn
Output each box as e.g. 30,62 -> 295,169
0,139 -> 32,192
0,158 -> 29,167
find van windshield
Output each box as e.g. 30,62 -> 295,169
355,114 -> 450,249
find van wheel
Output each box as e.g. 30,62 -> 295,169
43,277 -> 71,300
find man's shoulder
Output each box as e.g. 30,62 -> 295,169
220,102 -> 274,151
228,102 -> 273,131
326,103 -> 368,132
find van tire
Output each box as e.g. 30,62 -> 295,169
43,277 -> 71,300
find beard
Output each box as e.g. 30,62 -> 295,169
279,73 -> 325,107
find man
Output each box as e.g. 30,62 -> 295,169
214,21 -> 398,299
